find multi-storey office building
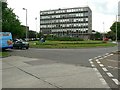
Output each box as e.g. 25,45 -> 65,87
40,7 -> 92,39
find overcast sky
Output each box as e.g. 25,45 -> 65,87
7,0 -> 119,33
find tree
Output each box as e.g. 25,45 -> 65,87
2,2 -> 24,38
110,22 -> 120,40
106,31 -> 115,40
29,30 -> 37,38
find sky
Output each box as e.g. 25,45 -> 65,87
7,0 -> 119,33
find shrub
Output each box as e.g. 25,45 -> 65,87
46,35 -> 84,41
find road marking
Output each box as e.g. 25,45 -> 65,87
102,68 -> 108,72
96,59 -> 99,62
96,72 -> 102,78
99,64 -> 104,67
112,79 -> 120,85
110,54 -> 113,56
97,61 -> 101,64
91,64 -> 95,67
99,78 -> 108,85
106,72 -> 113,77
105,53 -> 109,55
103,56 -> 107,58
97,56 -> 101,58
93,68 -> 99,72
94,57 -> 98,59
99,58 -> 103,60
90,61 -> 93,64
89,59 -> 92,61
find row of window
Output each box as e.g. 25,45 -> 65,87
40,8 -> 89,15
40,23 -> 88,28
40,13 -> 88,19
51,29 -> 88,32
40,18 -> 88,24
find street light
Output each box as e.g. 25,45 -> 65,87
35,17 -> 37,39
23,8 -> 28,41
116,15 -> 118,43
102,22 -> 105,41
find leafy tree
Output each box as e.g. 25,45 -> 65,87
110,22 -> 120,40
2,2 -> 24,38
29,30 -> 37,38
106,31 -> 115,40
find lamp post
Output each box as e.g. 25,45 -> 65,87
103,22 -> 105,41
23,8 -> 28,41
35,17 -> 37,39
116,15 -> 117,43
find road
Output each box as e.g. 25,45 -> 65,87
2,46 -> 119,89
10,46 -> 117,67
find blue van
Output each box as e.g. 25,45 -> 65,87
0,32 -> 13,49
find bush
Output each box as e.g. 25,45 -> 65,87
46,35 -> 84,41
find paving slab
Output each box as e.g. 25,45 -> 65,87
2,68 -> 56,88
2,56 -> 110,88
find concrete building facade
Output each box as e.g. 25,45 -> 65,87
40,7 -> 92,39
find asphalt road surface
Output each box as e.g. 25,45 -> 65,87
9,46 -> 117,67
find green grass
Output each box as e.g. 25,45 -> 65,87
29,40 -> 116,48
0,52 -> 9,57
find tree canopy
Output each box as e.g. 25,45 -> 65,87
2,2 -> 24,38
110,22 -> 120,40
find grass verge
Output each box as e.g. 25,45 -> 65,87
0,52 -> 9,57
29,40 -> 116,48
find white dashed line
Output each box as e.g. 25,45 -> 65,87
93,68 -> 99,72
94,57 -> 98,59
96,72 -> 102,78
112,79 -> 120,85
97,61 -> 101,64
96,59 -> 99,62
105,53 -> 109,55
99,64 -> 104,67
90,61 -> 93,64
102,68 -> 108,72
99,58 -> 103,60
89,59 -> 92,61
99,78 -> 108,85
106,72 -> 113,77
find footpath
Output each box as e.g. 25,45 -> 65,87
1,55 -> 110,89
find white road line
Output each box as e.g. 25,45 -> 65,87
99,64 -> 104,67
102,68 -> 108,72
106,72 -> 113,77
97,61 -> 101,64
99,58 -> 103,60
94,57 -> 98,59
99,78 -> 107,85
97,56 -> 101,58
96,72 -> 102,78
112,79 -> 120,85
90,61 -> 93,64
91,64 -> 95,67
96,59 -> 99,62
89,59 -> 92,61
105,53 -> 109,55
110,54 -> 113,56
93,68 -> 99,72
103,56 -> 107,58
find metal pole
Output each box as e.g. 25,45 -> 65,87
26,9 -> 28,41
116,15 -> 117,42
103,22 -> 104,41
35,17 -> 37,39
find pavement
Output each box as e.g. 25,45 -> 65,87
1,56 -> 110,88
